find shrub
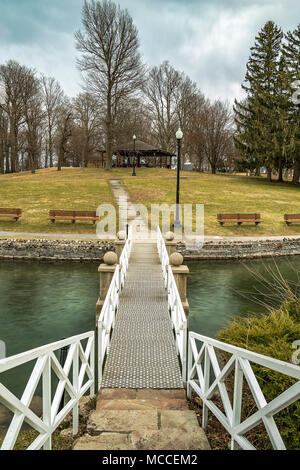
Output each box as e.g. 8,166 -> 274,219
217,300 -> 300,450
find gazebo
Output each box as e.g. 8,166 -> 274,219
94,140 -> 175,168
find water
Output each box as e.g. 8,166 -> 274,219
0,256 -> 299,402
0,260 -> 99,401
187,256 -> 300,339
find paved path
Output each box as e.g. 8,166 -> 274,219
74,239 -> 210,450
1,229 -> 300,242
101,241 -> 183,389
0,231 -> 99,240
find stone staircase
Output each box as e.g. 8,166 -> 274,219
73,389 -> 210,450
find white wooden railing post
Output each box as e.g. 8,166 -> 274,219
43,355 -> 52,450
0,332 -> 95,450
157,227 -> 188,384
72,342 -> 79,436
187,332 -> 300,450
231,359 -> 244,450
187,336 -> 193,399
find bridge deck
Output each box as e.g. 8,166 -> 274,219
101,242 -> 183,389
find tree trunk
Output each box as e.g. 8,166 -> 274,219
255,166 -> 261,177
277,162 -> 283,182
105,92 -> 113,171
58,145 -> 63,171
211,163 -> 216,174
5,148 -> 10,173
49,125 -> 53,168
0,140 -> 4,174
267,167 -> 272,182
293,157 -> 300,184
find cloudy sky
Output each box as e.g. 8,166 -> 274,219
0,0 -> 298,104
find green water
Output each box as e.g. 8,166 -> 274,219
0,260 -> 99,400
187,256 -> 300,339
0,256 -> 300,402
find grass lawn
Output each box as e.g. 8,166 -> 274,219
0,168 -> 116,235
0,167 -> 299,237
123,171 -> 300,236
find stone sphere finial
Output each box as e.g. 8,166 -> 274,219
117,230 -> 126,241
170,252 -> 183,266
104,251 -> 118,266
165,231 -> 174,241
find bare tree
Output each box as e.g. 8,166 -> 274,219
144,61 -> 182,152
113,96 -> 152,145
0,107 -> 8,174
75,0 -> 145,170
56,102 -> 72,171
0,61 -> 30,173
21,69 -> 45,174
73,92 -> 100,167
41,75 -> 64,168
201,100 -> 233,174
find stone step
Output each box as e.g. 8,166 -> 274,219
74,408 -> 210,450
87,409 -> 202,434
87,409 -> 158,434
98,388 -> 187,400
131,427 -> 210,450
97,398 -> 189,411
74,427 -> 210,450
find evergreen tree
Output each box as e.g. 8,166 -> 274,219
235,21 -> 283,181
282,24 -> 300,184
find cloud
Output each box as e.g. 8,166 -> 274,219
0,0 -> 298,104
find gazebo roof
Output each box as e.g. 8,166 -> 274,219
113,140 -> 175,157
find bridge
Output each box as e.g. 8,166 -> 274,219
0,228 -> 299,450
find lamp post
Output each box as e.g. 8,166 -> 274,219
174,127 -> 183,228
132,135 -> 137,176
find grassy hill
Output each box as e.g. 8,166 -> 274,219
0,167 -> 299,237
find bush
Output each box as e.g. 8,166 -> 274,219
217,299 -> 300,450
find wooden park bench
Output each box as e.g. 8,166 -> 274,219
0,208 -> 22,221
49,210 -> 98,224
284,214 -> 300,226
217,213 -> 262,226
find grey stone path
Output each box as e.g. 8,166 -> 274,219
0,231 -> 99,239
101,242 -> 183,389
109,179 -> 156,239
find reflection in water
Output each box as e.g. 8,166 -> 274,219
187,257 -> 300,339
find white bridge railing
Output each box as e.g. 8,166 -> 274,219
157,227 -> 187,382
98,225 -> 133,388
0,332 -> 94,450
157,228 -> 300,450
157,226 -> 169,288
187,332 -> 300,450
97,266 -> 120,389
168,266 -> 187,382
120,225 -> 133,289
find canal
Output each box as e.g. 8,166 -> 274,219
0,256 -> 299,413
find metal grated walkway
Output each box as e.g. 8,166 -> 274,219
101,242 -> 183,389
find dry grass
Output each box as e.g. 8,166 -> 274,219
123,171 -> 300,236
1,167 -> 300,236
0,168 -> 115,234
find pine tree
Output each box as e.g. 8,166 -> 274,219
282,24 -> 300,184
235,21 -> 283,181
